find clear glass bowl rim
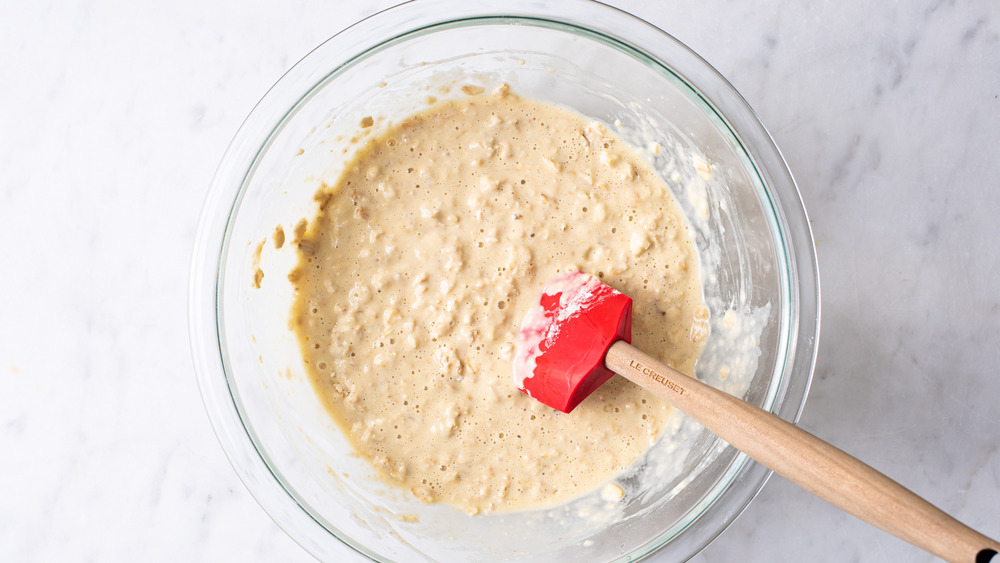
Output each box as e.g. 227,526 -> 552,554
188,0 -> 821,560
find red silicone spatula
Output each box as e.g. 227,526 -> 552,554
513,271 -> 999,563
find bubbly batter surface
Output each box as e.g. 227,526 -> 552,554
289,87 -> 707,514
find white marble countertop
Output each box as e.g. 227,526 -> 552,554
2,0 -> 997,561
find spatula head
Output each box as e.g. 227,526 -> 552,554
513,271 -> 633,413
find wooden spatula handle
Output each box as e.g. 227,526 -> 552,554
606,341 -> 999,563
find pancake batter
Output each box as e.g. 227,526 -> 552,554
289,85 -> 707,514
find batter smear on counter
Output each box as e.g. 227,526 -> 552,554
289,85 -> 707,514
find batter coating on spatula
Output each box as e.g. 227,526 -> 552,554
289,85 -> 708,514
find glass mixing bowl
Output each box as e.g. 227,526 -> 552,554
189,0 -> 820,560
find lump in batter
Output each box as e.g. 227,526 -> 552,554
289,85 -> 707,514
